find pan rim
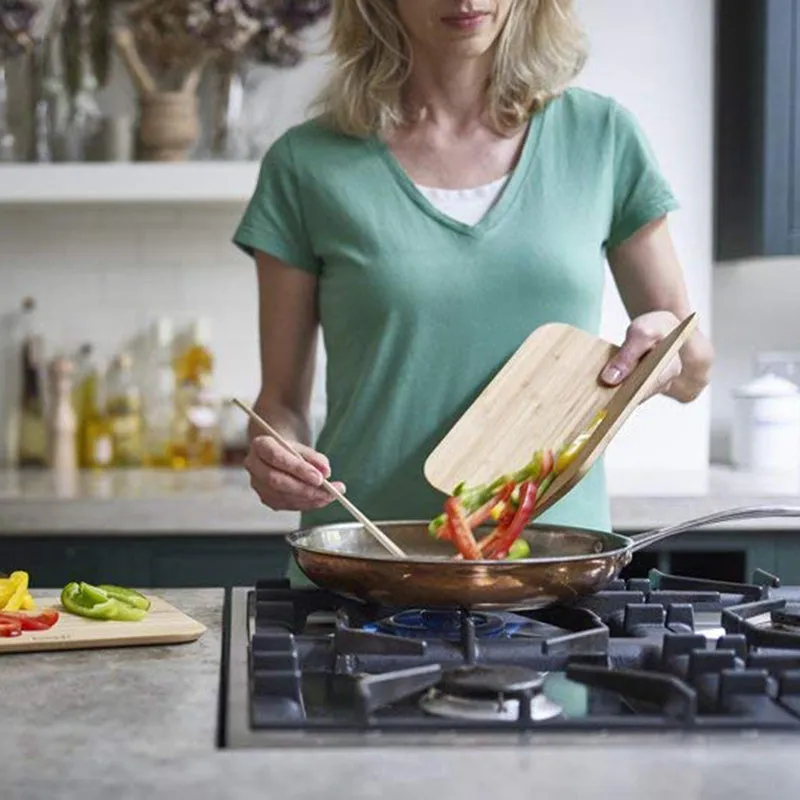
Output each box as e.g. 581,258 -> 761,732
285,519 -> 635,566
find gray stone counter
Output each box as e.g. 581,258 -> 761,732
3,465 -> 800,535
3,589 -> 800,800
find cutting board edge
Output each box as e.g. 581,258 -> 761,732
0,628 -> 206,655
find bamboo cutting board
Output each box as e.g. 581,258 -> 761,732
424,315 -> 698,518
0,594 -> 206,655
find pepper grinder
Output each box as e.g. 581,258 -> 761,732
47,356 -> 78,475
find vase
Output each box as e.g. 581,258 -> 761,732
137,91 -> 199,162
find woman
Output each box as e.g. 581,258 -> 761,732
234,0 -> 714,557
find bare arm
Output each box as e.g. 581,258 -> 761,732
250,250 -> 319,445
604,217 -> 714,402
244,251 -> 343,511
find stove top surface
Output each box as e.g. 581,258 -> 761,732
219,568 -> 800,748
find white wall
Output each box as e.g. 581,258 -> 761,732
577,0 -> 714,492
0,0 -> 715,492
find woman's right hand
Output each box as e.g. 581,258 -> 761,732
244,435 -> 346,512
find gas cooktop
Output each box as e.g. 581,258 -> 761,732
218,568 -> 800,748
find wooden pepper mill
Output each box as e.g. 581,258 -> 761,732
47,356 -> 78,475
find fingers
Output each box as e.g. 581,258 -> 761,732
244,436 -> 346,512
601,324 -> 662,386
252,437 -> 325,486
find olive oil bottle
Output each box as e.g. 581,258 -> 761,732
17,298 -> 47,468
72,344 -> 112,470
142,318 -> 180,468
173,319 -> 221,468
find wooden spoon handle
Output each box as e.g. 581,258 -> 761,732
232,399 -> 406,558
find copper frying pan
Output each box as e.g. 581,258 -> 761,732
287,506 -> 800,610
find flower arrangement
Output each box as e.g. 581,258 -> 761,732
0,0 -> 39,61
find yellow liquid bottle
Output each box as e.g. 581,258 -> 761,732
106,353 -> 144,468
173,319 -> 221,468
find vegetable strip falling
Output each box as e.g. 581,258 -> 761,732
429,409 -> 606,560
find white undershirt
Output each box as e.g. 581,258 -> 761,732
415,174 -> 510,226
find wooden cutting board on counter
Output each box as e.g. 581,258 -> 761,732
0,594 -> 206,655
424,314 -> 698,519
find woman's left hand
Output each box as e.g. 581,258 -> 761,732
600,310 -> 713,402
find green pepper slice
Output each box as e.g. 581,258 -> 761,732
61,582 -> 147,622
98,585 -> 151,611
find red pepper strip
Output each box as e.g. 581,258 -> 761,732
444,497 -> 483,560
538,449 -> 555,480
483,481 -> 538,560
0,608 -> 59,631
438,483 -> 515,543
0,617 -> 22,637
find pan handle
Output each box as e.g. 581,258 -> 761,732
628,505 -> 800,553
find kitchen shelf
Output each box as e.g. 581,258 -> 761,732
0,162 -> 260,205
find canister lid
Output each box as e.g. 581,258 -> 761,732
733,373 -> 800,398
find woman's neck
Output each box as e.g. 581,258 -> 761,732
403,51 -> 493,131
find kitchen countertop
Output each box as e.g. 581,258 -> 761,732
3,588 -> 800,800
3,465 -> 800,535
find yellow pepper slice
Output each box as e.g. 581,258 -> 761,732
21,592 -> 37,610
3,571 -> 30,611
555,409 -> 607,475
0,579 -> 13,608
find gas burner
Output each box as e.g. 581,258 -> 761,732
420,689 -> 564,722
420,665 -> 562,722
440,664 -> 546,696
365,609 -> 522,640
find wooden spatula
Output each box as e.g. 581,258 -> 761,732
423,314 -> 698,520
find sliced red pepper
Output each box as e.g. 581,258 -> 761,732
483,480 -> 538,560
0,608 -> 59,631
0,616 -> 22,637
444,496 -> 482,560
438,483 -> 515,543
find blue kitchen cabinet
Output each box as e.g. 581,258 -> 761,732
715,0 -> 800,258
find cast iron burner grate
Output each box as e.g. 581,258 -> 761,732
364,609 -> 522,640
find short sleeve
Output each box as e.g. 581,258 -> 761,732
232,132 -> 319,275
606,103 -> 680,250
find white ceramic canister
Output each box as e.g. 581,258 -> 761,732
731,373 -> 800,473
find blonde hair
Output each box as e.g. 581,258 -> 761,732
315,0 -> 588,137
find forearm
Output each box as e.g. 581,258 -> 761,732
248,390 -> 313,447
609,217 -> 714,402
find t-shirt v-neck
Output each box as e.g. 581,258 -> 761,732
369,114 -> 542,237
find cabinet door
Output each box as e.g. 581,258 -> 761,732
764,0 -> 798,254
790,0 -> 800,253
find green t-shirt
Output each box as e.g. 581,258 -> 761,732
233,87 -> 678,539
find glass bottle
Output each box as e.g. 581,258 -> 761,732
84,366 -> 113,470
143,318 -> 179,468
62,0 -> 102,162
37,24 -> 70,162
174,318 -> 214,388
72,343 -> 112,469
17,298 -> 47,467
106,353 -> 144,467
0,62 -> 16,162
174,319 -> 221,468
